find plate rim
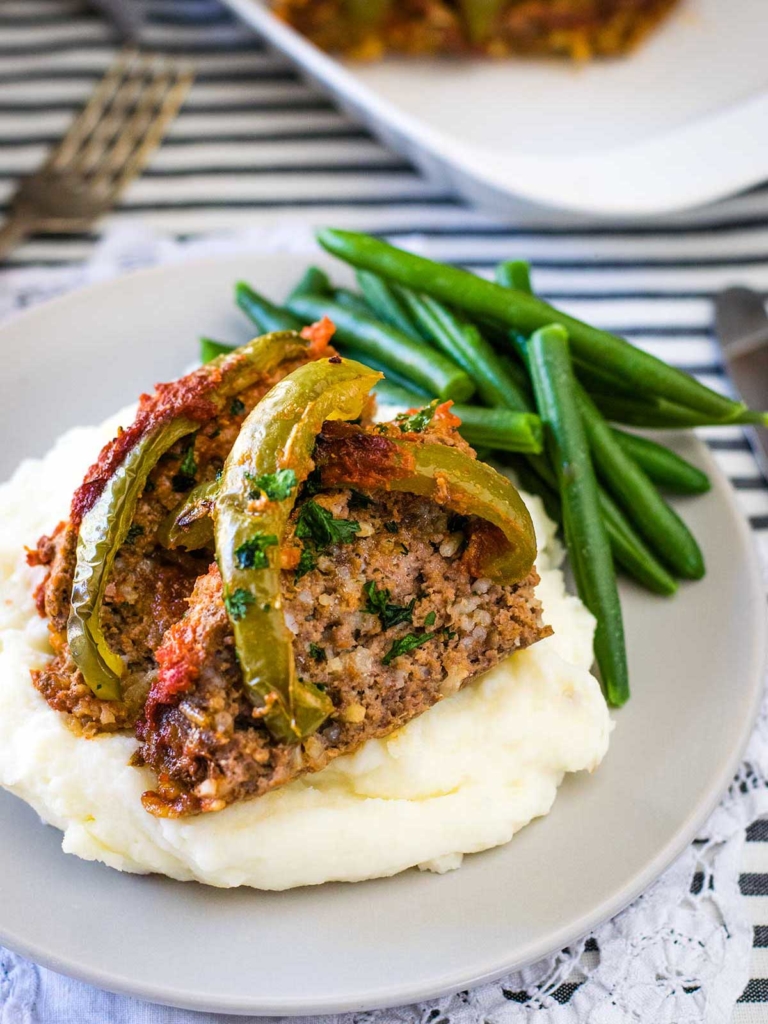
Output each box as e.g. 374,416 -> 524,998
0,253 -> 765,1015
219,0 -> 768,218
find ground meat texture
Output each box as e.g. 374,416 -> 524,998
31,354 -> 316,736
138,489 -> 550,817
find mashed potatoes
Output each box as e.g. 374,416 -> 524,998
0,409 -> 610,890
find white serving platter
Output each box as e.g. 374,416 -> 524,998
220,0 -> 768,217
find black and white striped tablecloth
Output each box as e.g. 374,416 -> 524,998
2,0 -> 768,1017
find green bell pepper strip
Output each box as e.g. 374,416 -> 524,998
458,0 -> 505,42
317,229 -> 761,424
316,431 -> 537,586
68,330 -> 311,701
158,480 -> 218,550
214,357 -> 382,743
344,0 -> 391,26
527,324 -> 629,706
340,347 -> 433,396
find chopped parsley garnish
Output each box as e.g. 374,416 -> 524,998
363,580 -> 415,631
296,500 -> 360,548
295,546 -> 317,580
382,631 -> 436,666
230,397 -> 246,416
235,533 -> 278,570
303,467 -> 322,497
396,399 -> 439,434
443,627 -> 457,640
309,642 -> 326,662
424,610 -> 436,627
172,441 -> 198,491
247,468 -> 297,502
400,543 -> 409,555
224,588 -> 255,621
125,524 -> 144,545
384,521 -> 398,534
348,490 -> 373,510
293,500 -> 360,581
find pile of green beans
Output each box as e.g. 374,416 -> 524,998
214,229 -> 766,708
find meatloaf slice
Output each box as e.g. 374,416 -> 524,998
138,486 -> 550,817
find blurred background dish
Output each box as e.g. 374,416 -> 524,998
221,0 -> 768,216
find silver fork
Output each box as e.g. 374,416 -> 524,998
0,50 -> 194,260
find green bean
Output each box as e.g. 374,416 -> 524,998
503,453 -> 678,596
597,488 -> 678,596
611,430 -> 711,495
287,293 -> 476,402
317,229 -> 759,424
528,323 -> 628,706
398,290 -> 532,412
574,360 -> 645,400
578,389 -> 704,579
200,337 -> 234,364
356,270 -> 421,339
287,265 -> 332,301
495,260 -> 532,294
372,381 -> 542,454
590,393 -> 737,429
236,281 -> 304,334
453,406 -> 543,454
333,288 -> 374,317
340,348 -> 433,396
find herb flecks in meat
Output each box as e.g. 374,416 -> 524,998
382,631 -> 436,666
363,580 -> 415,631
296,500 -> 360,547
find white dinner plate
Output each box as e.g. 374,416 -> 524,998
0,252 -> 765,1015
220,0 -> 768,217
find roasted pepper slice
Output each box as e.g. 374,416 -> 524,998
68,331 -> 312,701
157,480 -> 217,551
315,424 -> 536,585
215,356 -> 381,743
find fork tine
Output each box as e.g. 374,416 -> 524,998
47,49 -> 139,171
72,61 -> 150,177
107,59 -> 193,195
89,59 -> 175,184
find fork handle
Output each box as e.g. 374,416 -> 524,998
0,213 -> 34,262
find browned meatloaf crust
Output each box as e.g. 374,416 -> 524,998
29,350 -> 550,817
271,0 -> 680,61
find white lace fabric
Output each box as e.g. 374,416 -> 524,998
0,226 -> 766,1024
